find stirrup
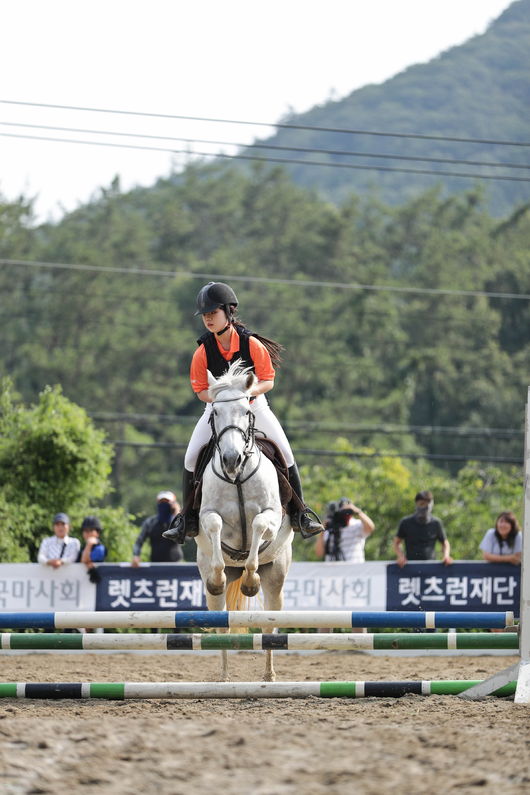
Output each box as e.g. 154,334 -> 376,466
294,507 -> 324,539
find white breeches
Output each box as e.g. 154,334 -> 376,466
184,394 -> 295,472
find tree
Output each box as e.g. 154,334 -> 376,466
295,438 -> 523,562
0,379 -> 136,561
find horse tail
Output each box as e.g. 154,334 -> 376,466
226,575 -> 253,634
226,575 -> 247,611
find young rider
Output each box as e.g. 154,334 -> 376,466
163,281 -> 323,543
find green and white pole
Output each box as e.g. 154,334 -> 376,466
0,680 -> 517,700
0,632 -> 520,651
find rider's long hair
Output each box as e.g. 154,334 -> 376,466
494,511 -> 521,550
229,308 -> 284,368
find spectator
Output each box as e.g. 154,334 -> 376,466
315,497 -> 375,562
78,516 -> 107,583
37,512 -> 80,568
393,490 -> 452,568
480,511 -> 522,565
131,491 -> 183,567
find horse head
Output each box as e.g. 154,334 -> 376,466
208,363 -> 257,480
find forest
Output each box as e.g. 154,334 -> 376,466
0,159 -> 528,562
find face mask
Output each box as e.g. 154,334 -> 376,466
157,501 -> 172,526
415,500 -> 434,523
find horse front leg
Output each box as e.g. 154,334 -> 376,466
262,582 -> 284,682
201,510 -> 226,596
197,542 -> 230,682
240,509 -> 278,597
259,541 -> 292,682
200,511 -> 231,680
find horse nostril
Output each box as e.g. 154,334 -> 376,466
222,452 -> 242,471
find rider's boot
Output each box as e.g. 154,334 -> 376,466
287,463 -> 324,539
162,469 -> 199,543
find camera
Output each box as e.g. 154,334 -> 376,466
332,507 -> 354,529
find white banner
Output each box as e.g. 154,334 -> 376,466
0,564 -> 95,611
284,562 -> 387,610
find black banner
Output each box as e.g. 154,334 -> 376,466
386,562 -> 520,614
95,564 -> 207,611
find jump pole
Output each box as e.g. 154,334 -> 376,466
0,632 -> 519,651
0,680 -> 517,700
460,385 -> 530,703
0,610 -> 516,630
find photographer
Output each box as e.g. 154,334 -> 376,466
315,497 -> 375,562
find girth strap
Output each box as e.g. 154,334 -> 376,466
221,538 -> 272,562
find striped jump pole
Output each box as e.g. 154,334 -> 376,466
0,632 -> 520,651
0,610 -> 516,630
0,680 -> 517,699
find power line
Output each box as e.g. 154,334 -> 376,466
2,258 -> 529,301
3,131 -> 530,184
89,412 -> 523,438
0,332 -> 453,352
0,283 -> 526,334
2,120 -> 529,171
2,99 -> 530,147
109,439 -> 522,465
0,284 -> 526,340
2,301 -> 522,337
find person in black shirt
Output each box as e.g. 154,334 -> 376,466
78,515 -> 107,583
131,491 -> 183,566
393,490 -> 453,567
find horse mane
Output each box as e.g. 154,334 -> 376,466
208,361 -> 255,400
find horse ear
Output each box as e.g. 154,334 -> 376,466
207,370 -> 217,388
245,371 -> 256,392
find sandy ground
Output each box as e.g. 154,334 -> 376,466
0,651 -> 528,795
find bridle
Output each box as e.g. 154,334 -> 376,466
208,392 -> 259,484
208,389 -> 271,561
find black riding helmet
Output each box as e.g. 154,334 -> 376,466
194,282 -> 238,316
80,516 -> 102,532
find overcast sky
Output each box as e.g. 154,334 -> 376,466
0,0 -> 514,221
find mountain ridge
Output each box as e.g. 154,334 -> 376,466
246,0 -> 530,214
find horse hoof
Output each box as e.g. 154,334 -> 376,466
206,579 -> 226,596
241,582 -> 260,596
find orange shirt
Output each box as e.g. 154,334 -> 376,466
190,328 -> 275,393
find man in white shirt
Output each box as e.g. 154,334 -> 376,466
37,513 -> 80,568
315,498 -> 375,634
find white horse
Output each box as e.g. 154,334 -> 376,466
195,361 -> 294,681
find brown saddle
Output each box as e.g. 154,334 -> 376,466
191,436 -> 303,516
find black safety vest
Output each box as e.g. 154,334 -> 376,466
197,326 -> 255,377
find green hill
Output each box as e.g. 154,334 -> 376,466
245,0 -> 530,215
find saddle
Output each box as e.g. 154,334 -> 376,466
190,435 -> 303,516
